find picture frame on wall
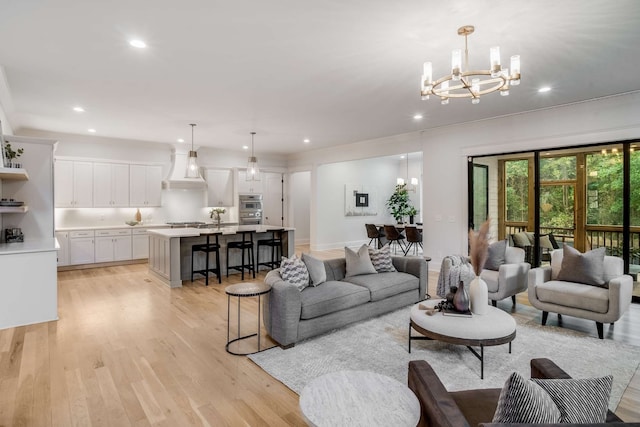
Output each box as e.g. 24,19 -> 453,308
345,184 -> 377,216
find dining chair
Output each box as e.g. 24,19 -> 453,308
383,225 -> 406,254
365,224 -> 384,248
403,226 -> 423,255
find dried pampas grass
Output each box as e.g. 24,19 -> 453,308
469,219 -> 491,276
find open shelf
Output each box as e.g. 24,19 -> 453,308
0,206 -> 28,214
0,167 -> 29,180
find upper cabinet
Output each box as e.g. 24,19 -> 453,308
205,168 -> 234,207
236,169 -> 263,195
93,162 -> 130,207
130,164 -> 162,207
55,160 -> 93,207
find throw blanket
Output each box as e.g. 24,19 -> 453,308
436,255 -> 476,298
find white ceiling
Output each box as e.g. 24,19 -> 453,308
1,0 -> 639,155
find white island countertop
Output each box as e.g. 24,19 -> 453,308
0,238 -> 59,255
147,225 -> 295,238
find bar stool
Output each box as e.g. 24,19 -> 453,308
403,226 -> 423,256
191,233 -> 221,285
226,230 -> 256,280
256,228 -> 284,272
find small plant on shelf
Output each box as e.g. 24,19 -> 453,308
3,142 -> 24,168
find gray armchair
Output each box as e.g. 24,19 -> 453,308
481,246 -> 530,307
528,249 -> 633,339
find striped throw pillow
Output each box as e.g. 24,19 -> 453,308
280,255 -> 310,291
493,372 -> 561,423
532,376 -> 613,423
368,244 -> 396,272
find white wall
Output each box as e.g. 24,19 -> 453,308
290,171 -> 311,244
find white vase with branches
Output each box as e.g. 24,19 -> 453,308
469,219 -> 490,315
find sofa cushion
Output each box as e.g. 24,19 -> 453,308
557,245 -> 606,287
299,281 -> 371,320
343,271 -> 418,302
512,232 -> 531,248
532,375 -> 612,423
492,372 -> 561,424
345,244 -> 377,277
451,388 -> 501,427
302,253 -> 327,287
535,280 -> 609,313
484,240 -> 507,271
280,255 -> 310,291
368,244 -> 396,272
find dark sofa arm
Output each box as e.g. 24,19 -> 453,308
408,360 -> 471,427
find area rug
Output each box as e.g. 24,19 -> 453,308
249,307 -> 640,411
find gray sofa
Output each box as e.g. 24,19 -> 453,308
263,256 -> 427,348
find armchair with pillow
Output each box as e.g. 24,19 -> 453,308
481,240 -> 531,307
528,246 -> 633,339
408,358 -> 628,427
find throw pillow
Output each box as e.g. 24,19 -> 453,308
280,255 -> 310,291
557,245 -> 606,287
512,231 -> 531,248
484,239 -> 507,271
368,244 -> 397,273
345,244 -> 378,277
302,253 -> 327,286
492,372 -> 561,424
532,376 -> 613,423
539,234 -> 555,250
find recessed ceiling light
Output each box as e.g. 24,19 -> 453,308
72,106 -> 85,113
242,145 -> 249,150
400,155 -> 405,159
129,39 -> 147,49
88,128 -> 96,133
303,139 -> 310,143
413,114 -> 423,120
177,138 -> 185,143
538,86 -> 552,93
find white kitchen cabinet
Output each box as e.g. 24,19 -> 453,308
55,231 -> 69,266
236,169 -> 263,195
132,228 -> 149,259
130,165 -> 162,207
69,230 -> 95,265
205,168 -> 234,206
95,229 -> 132,262
55,160 -> 93,207
93,163 -> 130,207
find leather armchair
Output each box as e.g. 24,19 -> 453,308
528,249 -> 633,339
407,358 -> 626,427
481,246 -> 530,307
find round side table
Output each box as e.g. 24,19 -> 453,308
225,282 -> 272,355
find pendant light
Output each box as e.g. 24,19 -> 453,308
246,131 -> 260,181
185,123 -> 200,178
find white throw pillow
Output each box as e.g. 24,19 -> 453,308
345,244 -> 377,277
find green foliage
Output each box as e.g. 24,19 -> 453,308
505,159 -> 528,222
386,184 -> 413,222
3,142 -> 23,160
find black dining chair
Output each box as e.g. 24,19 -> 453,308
365,224 -> 384,248
403,226 -> 423,256
383,225 -> 406,254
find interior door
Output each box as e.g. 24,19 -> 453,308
263,172 -> 284,226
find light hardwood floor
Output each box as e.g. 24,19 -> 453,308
0,247 -> 638,426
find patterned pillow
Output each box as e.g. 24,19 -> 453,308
492,372 -> 561,423
280,255 -> 310,291
531,376 -> 613,423
368,244 -> 396,272
345,244 -> 377,277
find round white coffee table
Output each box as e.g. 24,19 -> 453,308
409,300 -> 516,379
299,370 -> 420,427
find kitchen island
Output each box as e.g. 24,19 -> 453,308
147,225 -> 295,287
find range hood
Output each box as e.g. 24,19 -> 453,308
162,147 -> 206,190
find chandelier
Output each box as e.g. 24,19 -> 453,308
420,25 -> 521,105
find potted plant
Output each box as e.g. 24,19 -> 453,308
209,207 -> 226,227
386,184 -> 412,223
407,206 -> 418,224
3,142 -> 24,168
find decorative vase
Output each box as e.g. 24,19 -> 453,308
469,276 -> 489,315
453,281 -> 470,312
135,208 -> 142,222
